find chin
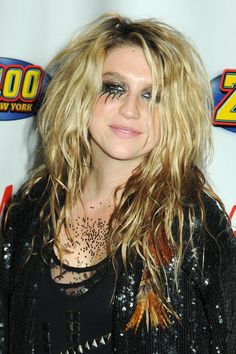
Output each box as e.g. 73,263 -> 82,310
105,149 -> 143,162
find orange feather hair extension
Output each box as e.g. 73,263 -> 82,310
125,232 -> 179,332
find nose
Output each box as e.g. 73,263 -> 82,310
118,93 -> 140,120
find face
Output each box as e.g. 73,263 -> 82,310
89,46 -> 160,167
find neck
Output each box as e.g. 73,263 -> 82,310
83,155 -> 140,205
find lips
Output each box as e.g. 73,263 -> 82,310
109,124 -> 142,138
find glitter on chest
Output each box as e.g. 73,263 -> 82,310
61,216 -> 110,267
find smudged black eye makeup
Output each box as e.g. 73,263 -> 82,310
99,80 -> 161,103
100,81 -> 126,102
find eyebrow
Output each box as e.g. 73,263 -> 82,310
102,72 -> 127,81
102,71 -> 153,90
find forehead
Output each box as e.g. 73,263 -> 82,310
102,46 -> 152,83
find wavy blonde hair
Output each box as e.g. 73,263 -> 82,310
19,13 -> 222,328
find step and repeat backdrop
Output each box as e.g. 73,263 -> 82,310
0,0 -> 235,234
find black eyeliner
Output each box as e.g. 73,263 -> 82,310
100,81 -> 125,101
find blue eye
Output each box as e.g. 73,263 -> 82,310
142,91 -> 152,100
142,91 -> 161,103
100,82 -> 125,101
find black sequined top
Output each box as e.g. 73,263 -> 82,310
0,180 -> 236,354
34,253 -> 114,353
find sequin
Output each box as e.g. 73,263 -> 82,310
2,242 -> 11,270
1,187 -> 236,353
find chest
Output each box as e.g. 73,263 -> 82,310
56,209 -> 111,268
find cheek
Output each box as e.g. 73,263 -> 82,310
149,111 -> 160,141
89,102 -> 104,132
88,111 -> 99,139
91,98 -> 109,121
91,103 -> 102,122
154,116 -> 160,137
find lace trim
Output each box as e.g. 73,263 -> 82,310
50,253 -> 110,297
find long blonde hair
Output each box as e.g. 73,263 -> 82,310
19,13 -> 222,329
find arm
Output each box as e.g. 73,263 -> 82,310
186,197 -> 236,353
0,207 -> 15,354
205,206 -> 236,353
0,179 -> 48,353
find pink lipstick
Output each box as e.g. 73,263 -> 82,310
109,124 -> 142,138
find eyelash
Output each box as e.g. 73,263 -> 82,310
100,81 -> 160,103
100,82 -> 125,101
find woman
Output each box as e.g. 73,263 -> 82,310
0,13 -> 235,354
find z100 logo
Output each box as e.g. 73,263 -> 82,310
211,69 -> 236,133
0,58 -> 49,121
